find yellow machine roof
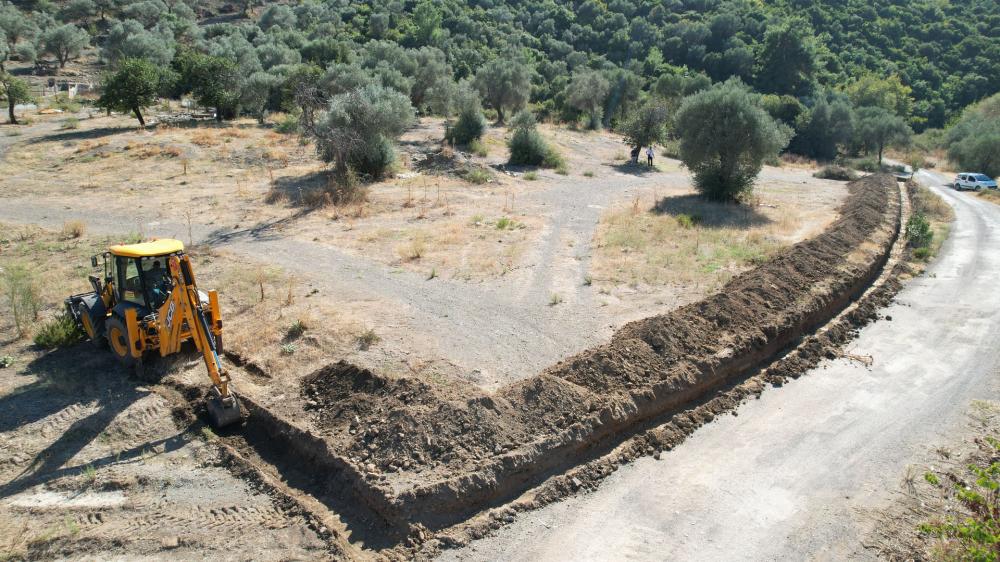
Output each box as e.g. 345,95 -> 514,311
109,239 -> 185,258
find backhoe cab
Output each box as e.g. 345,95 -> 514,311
66,239 -> 242,428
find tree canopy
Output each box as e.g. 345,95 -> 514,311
97,57 -> 160,126
674,80 -> 791,201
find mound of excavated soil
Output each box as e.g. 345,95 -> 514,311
280,174 -> 900,530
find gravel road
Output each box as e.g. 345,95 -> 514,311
438,170 -> 1000,560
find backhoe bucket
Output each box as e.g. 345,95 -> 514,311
207,392 -> 242,429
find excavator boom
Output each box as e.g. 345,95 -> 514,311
162,254 -> 242,427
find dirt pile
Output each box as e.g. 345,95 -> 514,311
262,174 -> 900,532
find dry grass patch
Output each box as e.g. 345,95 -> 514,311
593,195 -> 792,290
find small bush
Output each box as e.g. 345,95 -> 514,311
495,216 -> 516,230
286,319 -> 308,339
33,314 -> 84,349
549,293 -> 563,306
583,171 -> 594,178
463,167 -> 491,185
906,212 -> 933,249
62,220 -> 86,239
523,171 -> 538,181
275,113 -> 300,134
446,110 -> 486,146
0,355 -> 13,368
357,328 -> 380,350
61,116 -> 80,130
845,157 -> 880,172
468,139 -> 488,157
676,213 -> 701,229
2,265 -> 40,338
813,165 -> 859,181
912,246 -> 931,260
509,126 -> 550,166
554,162 -> 569,175
280,343 -> 297,355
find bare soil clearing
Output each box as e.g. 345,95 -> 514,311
1,109 -> 881,560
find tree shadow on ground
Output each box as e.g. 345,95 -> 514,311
609,162 -> 660,176
652,194 -> 772,228
27,127 -> 131,144
0,344 -> 166,499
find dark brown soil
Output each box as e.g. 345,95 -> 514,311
281,174 -> 901,534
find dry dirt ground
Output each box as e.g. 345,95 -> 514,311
1,106 -> 847,559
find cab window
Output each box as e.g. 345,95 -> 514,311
117,257 -> 145,306
140,257 -> 171,309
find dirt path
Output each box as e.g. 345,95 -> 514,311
0,351 -> 329,559
436,171 -> 1000,560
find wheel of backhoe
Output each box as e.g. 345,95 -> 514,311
207,393 -> 242,429
106,316 -> 137,367
78,302 -> 107,349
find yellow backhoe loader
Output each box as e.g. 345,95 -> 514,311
65,239 -> 242,428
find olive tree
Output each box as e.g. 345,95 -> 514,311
565,70 -> 610,129
313,84 -> 415,179
42,24 -> 88,68
241,70 -> 280,123
96,57 -> 160,126
474,58 -> 531,125
856,106 -> 912,165
0,71 -> 31,124
674,79 -> 791,201
619,100 -> 670,155
0,5 -> 37,64
103,19 -> 174,67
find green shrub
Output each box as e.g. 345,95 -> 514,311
462,167 -> 491,184
275,113 -> 300,134
446,108 -> 486,147
33,314 -> 84,349
349,135 -> 396,179
912,246 -> 931,260
0,355 -> 13,368
676,213 -> 701,229
813,165 -> 859,181
468,139 -> 488,157
906,212 -> 933,249
508,126 -> 549,166
61,116 -> 80,130
523,171 -> 538,181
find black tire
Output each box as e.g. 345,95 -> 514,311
77,301 -> 108,349
106,316 -> 137,366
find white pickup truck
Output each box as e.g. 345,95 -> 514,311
955,173 -> 998,191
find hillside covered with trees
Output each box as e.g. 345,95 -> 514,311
0,0 -> 997,182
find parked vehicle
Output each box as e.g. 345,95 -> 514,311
955,173 -> 998,191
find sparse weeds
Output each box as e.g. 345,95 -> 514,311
583,170 -> 595,178
523,171 -> 538,181
2,264 -> 40,338
280,343 -> 297,355
357,328 -> 380,350
60,117 -> 79,130
920,437 -> 1000,559
398,236 -> 426,261
549,293 -> 563,306
61,220 -> 86,239
468,139 -> 488,157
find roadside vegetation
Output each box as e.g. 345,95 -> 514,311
906,181 -> 955,263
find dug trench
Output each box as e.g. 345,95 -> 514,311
162,173 -> 903,555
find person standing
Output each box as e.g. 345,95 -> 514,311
646,146 -> 654,167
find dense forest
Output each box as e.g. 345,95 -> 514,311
0,0 -> 997,176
